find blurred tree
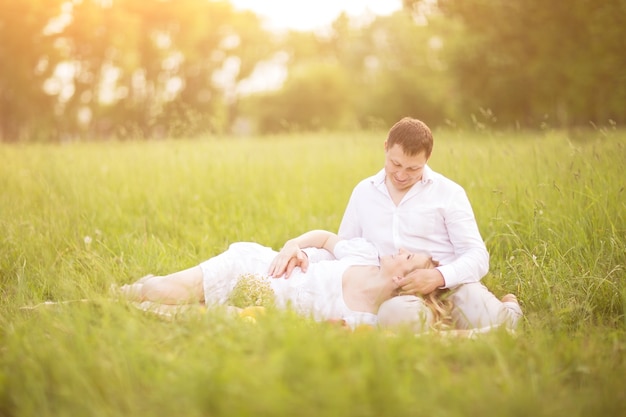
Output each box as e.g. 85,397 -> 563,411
244,10 -> 452,133
0,0 -> 66,141
250,61 -> 353,133
406,0 -> 626,128
347,11 -> 451,128
157,1 -> 273,136
3,0 -> 623,141
59,0 -> 142,138
0,0 -> 273,141
59,0 -> 273,138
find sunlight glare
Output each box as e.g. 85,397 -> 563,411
230,0 -> 402,31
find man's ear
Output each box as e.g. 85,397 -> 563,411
384,139 -> 389,151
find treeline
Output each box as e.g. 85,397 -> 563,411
1,0 -> 624,141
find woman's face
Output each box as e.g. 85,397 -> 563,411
380,248 -> 433,277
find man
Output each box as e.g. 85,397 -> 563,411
337,117 -> 521,330
274,117 -> 521,331
339,117 -> 487,293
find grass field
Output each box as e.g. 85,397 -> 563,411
1,128 -> 625,416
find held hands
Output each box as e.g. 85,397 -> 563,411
395,268 -> 445,296
268,241 -> 310,278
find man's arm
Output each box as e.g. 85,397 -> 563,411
337,189 -> 360,239
397,189 -> 488,295
436,189 -> 489,288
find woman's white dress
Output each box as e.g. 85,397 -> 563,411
199,238 -> 379,328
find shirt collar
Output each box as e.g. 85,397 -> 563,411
371,169 -> 386,186
370,165 -> 434,186
421,165 -> 434,184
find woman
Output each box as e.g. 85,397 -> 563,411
119,230 -> 440,329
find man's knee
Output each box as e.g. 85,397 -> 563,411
449,283 -> 523,330
377,295 -> 433,332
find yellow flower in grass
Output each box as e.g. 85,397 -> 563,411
353,324 -> 375,333
239,306 -> 266,319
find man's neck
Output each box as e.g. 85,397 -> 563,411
385,177 -> 411,206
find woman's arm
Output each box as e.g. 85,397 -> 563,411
286,229 -> 340,253
268,230 -> 340,278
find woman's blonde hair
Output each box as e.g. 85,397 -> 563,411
414,257 -> 454,330
423,289 -> 453,330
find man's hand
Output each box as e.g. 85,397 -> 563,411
268,242 -> 309,278
396,268 -> 445,296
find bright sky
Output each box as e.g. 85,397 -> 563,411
230,0 -> 403,31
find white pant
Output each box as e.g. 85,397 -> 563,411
377,282 -> 523,333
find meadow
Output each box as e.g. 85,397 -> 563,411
1,127 -> 624,417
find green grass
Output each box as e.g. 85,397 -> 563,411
1,128 -> 625,417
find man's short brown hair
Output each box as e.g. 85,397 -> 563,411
386,117 -> 434,157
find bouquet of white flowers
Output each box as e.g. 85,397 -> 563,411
228,273 -> 275,308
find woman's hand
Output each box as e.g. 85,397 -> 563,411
268,241 -> 309,278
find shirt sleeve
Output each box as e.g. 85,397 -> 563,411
436,188 -> 489,288
338,187 -> 361,239
302,247 -> 336,262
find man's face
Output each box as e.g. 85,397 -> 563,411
384,143 -> 429,192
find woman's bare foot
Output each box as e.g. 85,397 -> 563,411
111,275 -> 155,301
117,283 -> 145,301
501,294 -> 518,304
137,274 -> 155,283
